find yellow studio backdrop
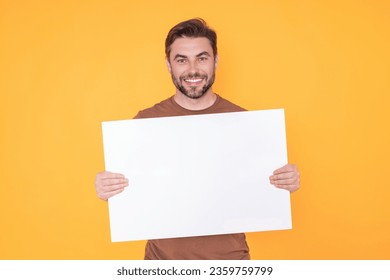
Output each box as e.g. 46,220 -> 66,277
1,0 -> 389,259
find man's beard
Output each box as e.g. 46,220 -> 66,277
172,72 -> 215,99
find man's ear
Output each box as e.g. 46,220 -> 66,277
215,54 -> 219,69
165,57 -> 172,74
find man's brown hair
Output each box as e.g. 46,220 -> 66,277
165,18 -> 217,60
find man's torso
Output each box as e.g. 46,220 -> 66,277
135,94 -> 250,260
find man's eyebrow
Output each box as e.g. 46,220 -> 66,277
196,51 -> 211,57
173,54 -> 188,60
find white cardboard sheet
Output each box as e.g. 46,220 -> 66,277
102,109 -> 291,242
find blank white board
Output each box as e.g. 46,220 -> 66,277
102,109 -> 291,242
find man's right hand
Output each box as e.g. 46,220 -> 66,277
95,171 -> 129,201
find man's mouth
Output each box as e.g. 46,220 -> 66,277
183,77 -> 204,86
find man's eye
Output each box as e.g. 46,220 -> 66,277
198,57 -> 208,62
177,59 -> 186,63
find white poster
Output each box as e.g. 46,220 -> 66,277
102,109 -> 291,242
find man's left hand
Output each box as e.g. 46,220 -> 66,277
269,164 -> 300,193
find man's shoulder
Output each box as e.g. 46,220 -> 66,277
134,96 -> 179,119
212,95 -> 247,113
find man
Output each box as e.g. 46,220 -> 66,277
95,18 -> 300,259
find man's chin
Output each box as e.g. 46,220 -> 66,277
183,91 -> 206,99
178,87 -> 205,99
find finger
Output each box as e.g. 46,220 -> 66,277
96,180 -> 128,199
97,187 -> 125,201
105,171 -> 125,178
273,164 -> 297,175
270,177 -> 297,186
274,183 -> 300,192
269,171 -> 296,181
95,171 -> 128,187
97,171 -> 125,180
102,177 -> 128,187
98,180 -> 129,192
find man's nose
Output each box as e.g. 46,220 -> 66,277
187,60 -> 199,73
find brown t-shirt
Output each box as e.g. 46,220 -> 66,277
135,94 -> 250,260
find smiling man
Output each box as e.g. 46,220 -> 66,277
95,18 -> 300,260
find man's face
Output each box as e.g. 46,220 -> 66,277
166,37 -> 218,99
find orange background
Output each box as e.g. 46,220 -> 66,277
1,0 -> 389,259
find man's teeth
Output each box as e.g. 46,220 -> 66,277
185,78 -> 202,82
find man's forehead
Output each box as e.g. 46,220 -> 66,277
169,37 -> 214,57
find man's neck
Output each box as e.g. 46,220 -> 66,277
173,91 -> 217,111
